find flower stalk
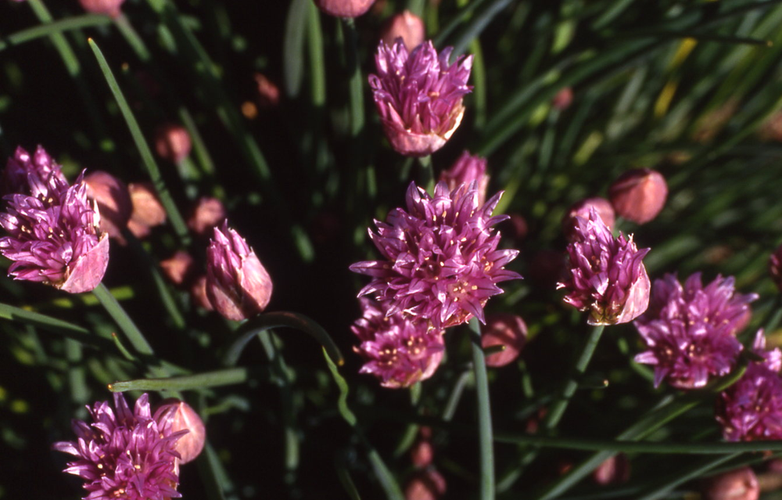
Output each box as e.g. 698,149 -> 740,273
470,317 -> 495,500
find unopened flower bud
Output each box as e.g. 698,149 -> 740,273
405,468 -> 446,500
562,197 -> 615,242
84,171 -> 132,240
127,182 -> 167,239
154,399 -> 206,465
701,467 -> 759,500
206,222 -> 273,321
79,0 -> 124,17
188,197 -> 226,237
154,123 -> 192,164
314,0 -> 375,18
410,440 -> 433,469
381,11 -> 425,53
481,313 -> 527,367
608,168 -> 667,224
593,454 -> 630,485
552,87 -> 573,111
439,151 -> 489,206
160,251 -> 196,287
254,73 -> 281,108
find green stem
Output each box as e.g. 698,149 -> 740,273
418,155 -> 435,193
109,367 -> 249,392
93,283 -> 155,357
0,302 -> 113,351
636,453 -> 740,500
87,39 -> 191,247
0,14 -> 111,52
469,317 -> 495,500
223,311 -> 343,368
545,324 -> 605,431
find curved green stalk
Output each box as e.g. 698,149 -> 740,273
469,317 -> 495,500
0,14 -> 111,52
223,311 -> 343,368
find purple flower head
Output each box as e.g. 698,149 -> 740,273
368,39 -> 472,157
0,167 -> 109,293
637,273 -> 757,336
352,298 -> 445,388
206,221 -> 273,321
716,331 -> 782,441
439,151 -> 489,206
1,145 -> 68,197
557,207 -> 651,325
52,393 -> 186,500
634,273 -> 757,389
350,181 -> 521,330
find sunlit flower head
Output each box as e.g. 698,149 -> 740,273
52,393 -> 185,500
557,207 -> 650,325
369,40 -> 472,157
350,181 -> 520,330
716,331 -> 782,441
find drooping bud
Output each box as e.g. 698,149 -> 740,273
254,73 -> 281,108
381,11 -> 425,53
154,123 -> 192,164
608,168 -> 668,224
154,399 -> 206,465
701,467 -> 759,500
84,171 -> 132,240
593,454 -> 630,485
206,222 -> 273,321
439,151 -> 489,207
313,0 -> 375,18
562,197 -> 615,242
481,313 -> 527,367
160,251 -> 196,287
410,438 -> 433,469
188,197 -> 226,237
127,182 -> 167,239
79,0 -> 124,17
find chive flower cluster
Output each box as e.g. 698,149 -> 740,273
633,273 -> 756,389
0,146 -> 108,293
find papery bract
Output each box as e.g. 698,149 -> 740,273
381,11 -> 425,53
369,40 -> 472,157
79,0 -> 124,17
154,399 -> 206,465
52,393 -> 185,500
557,207 -> 650,325
352,298 -> 444,389
206,221 -> 273,321
350,181 -> 521,330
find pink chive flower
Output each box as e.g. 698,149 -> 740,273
439,151 -> 489,207
206,221 -> 273,321
0,148 -> 108,293
369,40 -> 472,157
52,393 -> 186,500
716,331 -> 782,441
557,207 -> 650,325
350,182 -> 521,330
633,273 -> 756,389
352,298 -> 445,389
